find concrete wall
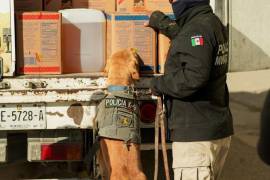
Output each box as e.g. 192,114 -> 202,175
211,0 -> 270,72
229,0 -> 270,72
210,0 -> 215,12
0,14 -> 10,51
211,0 -> 228,25
0,3 -> 10,54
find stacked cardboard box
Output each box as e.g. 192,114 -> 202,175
158,34 -> 170,74
115,1 -> 173,74
158,14 -> 174,73
107,13 -> 157,73
14,1 -> 173,74
117,0 -> 173,13
44,0 -> 73,11
15,0 -> 115,12
72,0 -> 116,12
16,12 -> 62,75
14,0 -> 43,12
146,0 -> 173,12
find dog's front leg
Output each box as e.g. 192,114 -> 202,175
100,138 -> 129,180
97,149 -> 109,180
126,143 -> 147,180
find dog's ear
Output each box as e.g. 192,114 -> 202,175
104,59 -> 111,75
128,58 -> 140,81
130,48 -> 137,55
127,48 -> 140,80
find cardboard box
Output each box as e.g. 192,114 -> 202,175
72,0 -> 116,12
147,0 -> 173,12
117,0 -> 146,12
107,13 -> 157,73
158,33 -> 170,74
44,0 -> 73,11
16,12 -> 62,74
117,0 -> 173,13
14,0 -> 43,12
0,0 -> 16,77
158,14 -> 174,73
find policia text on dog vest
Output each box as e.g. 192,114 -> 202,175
96,91 -> 141,144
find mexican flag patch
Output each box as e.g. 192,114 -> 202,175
191,35 -> 204,47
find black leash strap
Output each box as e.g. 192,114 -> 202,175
84,139 -> 100,164
154,96 -> 170,180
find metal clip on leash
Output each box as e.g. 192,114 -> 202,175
154,95 -> 170,180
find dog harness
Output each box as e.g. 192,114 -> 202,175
96,86 -> 141,144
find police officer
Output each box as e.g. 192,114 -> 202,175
145,0 -> 234,179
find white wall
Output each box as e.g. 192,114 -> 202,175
229,0 -> 270,72
210,0 -> 215,12
210,0 -> 270,72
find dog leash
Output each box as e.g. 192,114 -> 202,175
160,97 -> 170,180
154,97 -> 160,180
154,96 -> 170,180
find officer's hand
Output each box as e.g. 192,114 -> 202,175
144,11 -> 166,31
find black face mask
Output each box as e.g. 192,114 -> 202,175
172,0 -> 187,20
172,0 -> 210,19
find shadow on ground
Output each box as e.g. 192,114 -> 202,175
220,137 -> 270,180
220,91 -> 270,180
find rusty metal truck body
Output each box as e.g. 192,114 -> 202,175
0,0 -> 270,179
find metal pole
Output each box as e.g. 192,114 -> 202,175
154,96 -> 170,180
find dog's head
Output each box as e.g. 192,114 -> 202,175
105,48 -> 140,85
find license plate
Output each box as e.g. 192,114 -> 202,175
0,103 -> 46,129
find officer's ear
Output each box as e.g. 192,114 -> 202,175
104,58 -> 111,76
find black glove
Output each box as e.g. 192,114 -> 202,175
146,11 -> 180,40
148,11 -> 166,31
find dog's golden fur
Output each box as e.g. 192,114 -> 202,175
105,48 -> 140,86
98,48 -> 146,180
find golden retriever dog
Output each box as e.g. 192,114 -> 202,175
97,48 -> 146,180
